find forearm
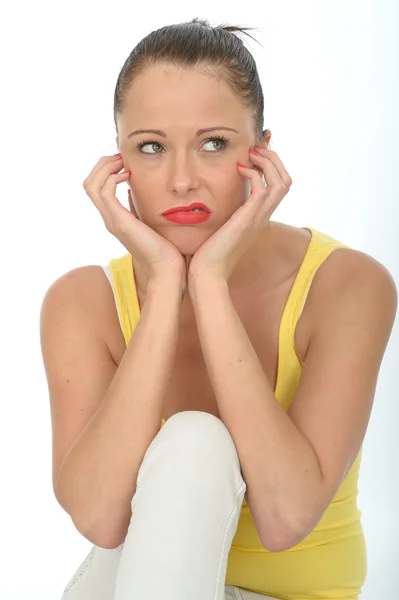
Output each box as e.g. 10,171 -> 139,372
56,276 -> 182,548
190,277 -> 323,550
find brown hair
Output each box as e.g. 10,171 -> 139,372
113,17 -> 265,143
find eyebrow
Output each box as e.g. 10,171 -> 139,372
127,126 -> 239,139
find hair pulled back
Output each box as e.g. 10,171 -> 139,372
113,17 -> 265,142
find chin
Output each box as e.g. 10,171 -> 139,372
160,226 -> 213,256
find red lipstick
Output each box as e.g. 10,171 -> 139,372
161,202 -> 210,215
161,202 -> 211,225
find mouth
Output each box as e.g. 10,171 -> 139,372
161,202 -> 211,215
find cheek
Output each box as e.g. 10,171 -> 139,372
218,176 -> 251,208
229,170 -> 252,200
130,180 -> 155,205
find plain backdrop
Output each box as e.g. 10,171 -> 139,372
1,1 -> 398,598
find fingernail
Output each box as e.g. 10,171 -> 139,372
237,162 -> 247,168
122,169 -> 131,174
249,149 -> 261,156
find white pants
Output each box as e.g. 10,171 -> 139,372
60,411 -> 277,599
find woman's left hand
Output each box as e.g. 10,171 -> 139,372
188,145 -> 293,288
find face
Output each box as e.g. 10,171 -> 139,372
116,64 -> 270,256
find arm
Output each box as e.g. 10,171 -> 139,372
190,277 -> 323,552
190,254 -> 397,553
55,275 -> 182,549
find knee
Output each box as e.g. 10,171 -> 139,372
139,410 -> 242,478
163,410 -> 227,438
161,410 -> 238,460
132,411 -> 246,516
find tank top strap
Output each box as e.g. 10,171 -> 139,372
108,253 -> 140,347
286,226 -> 351,365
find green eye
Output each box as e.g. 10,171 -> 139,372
202,136 -> 230,151
136,135 -> 230,154
137,141 -> 163,154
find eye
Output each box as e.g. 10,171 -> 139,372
136,135 -> 230,154
201,135 -> 230,152
136,140 -> 164,154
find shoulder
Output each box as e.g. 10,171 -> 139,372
41,265 -> 114,334
43,264 -> 110,303
311,247 -> 397,337
316,246 -> 396,295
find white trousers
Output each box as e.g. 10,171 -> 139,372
60,411 -> 277,599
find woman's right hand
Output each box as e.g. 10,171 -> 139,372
83,153 -> 187,287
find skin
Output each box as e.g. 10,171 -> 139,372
115,63 -> 286,309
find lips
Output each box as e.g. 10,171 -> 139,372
161,202 -> 210,215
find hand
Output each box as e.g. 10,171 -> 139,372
187,145 -> 292,287
83,153 -> 186,286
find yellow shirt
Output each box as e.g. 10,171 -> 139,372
107,227 -> 367,600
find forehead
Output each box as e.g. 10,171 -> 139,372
122,64 -> 248,125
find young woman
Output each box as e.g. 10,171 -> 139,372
40,17 -> 397,600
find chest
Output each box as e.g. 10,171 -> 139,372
106,273 -> 314,423
166,279 -> 312,421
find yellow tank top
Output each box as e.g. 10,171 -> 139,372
107,227 -> 367,600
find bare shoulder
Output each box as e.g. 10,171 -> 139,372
315,246 -> 396,294
42,264 -> 110,308
309,246 -> 397,333
41,264 -> 117,342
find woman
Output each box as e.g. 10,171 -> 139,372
40,17 -> 397,600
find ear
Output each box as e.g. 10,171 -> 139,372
263,128 -> 272,148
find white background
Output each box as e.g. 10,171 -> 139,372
1,1 -> 398,598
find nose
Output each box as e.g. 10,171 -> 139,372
168,154 -> 200,195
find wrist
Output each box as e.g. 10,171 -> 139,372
147,272 -> 184,296
188,271 -> 228,298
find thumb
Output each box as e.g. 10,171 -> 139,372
128,188 -> 140,219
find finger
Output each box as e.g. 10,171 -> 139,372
83,154 -> 123,189
84,161 -> 130,227
235,165 -> 267,220
128,188 -> 140,219
248,151 -> 284,188
100,170 -> 131,216
83,155 -> 125,213
237,163 -> 269,199
84,156 -> 127,204
251,147 -> 292,187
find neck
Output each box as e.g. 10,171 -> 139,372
133,221 -> 289,315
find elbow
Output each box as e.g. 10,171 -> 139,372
75,516 -> 124,550
260,529 -> 294,553
77,509 -> 132,550
259,515 -> 304,553
260,512 -> 316,552
260,527 -> 301,553
261,531 -> 301,553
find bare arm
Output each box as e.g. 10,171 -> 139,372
55,275 -> 182,548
